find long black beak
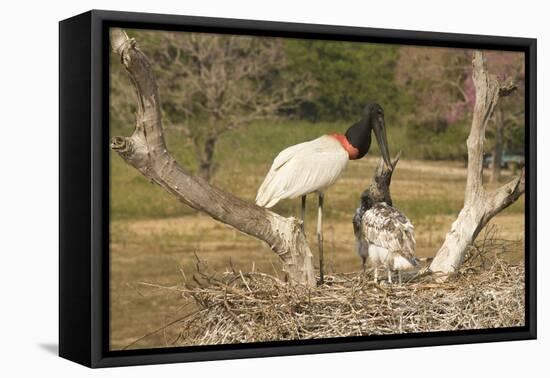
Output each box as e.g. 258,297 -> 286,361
373,119 -> 393,171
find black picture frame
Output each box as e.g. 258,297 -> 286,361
59,9 -> 537,368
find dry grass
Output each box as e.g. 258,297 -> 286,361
122,237 -> 524,349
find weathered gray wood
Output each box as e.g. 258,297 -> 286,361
110,28 -> 315,287
429,51 -> 524,279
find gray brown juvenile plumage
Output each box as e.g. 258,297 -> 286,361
353,155 -> 418,283
362,203 -> 416,259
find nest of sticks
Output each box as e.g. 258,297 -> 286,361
132,233 -> 524,348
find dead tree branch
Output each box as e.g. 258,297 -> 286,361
429,51 -> 525,280
109,28 -> 315,287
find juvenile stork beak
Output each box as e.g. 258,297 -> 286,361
373,118 -> 393,171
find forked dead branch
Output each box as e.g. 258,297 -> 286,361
428,52 -> 525,279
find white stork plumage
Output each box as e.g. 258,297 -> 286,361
256,103 -> 393,284
255,135 -> 349,207
353,158 -> 418,284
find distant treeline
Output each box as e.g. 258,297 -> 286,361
110,30 -> 525,161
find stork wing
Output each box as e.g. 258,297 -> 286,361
362,203 -> 417,264
256,136 -> 348,208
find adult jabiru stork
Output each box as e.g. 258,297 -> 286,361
256,103 -> 392,284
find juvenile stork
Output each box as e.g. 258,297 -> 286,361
256,103 -> 393,284
353,155 -> 418,284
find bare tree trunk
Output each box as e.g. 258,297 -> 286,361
491,106 -> 504,183
110,29 -> 316,287
197,136 -> 217,181
429,51 -> 524,280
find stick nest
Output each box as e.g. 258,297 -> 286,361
154,256 -> 524,347
127,231 -> 524,349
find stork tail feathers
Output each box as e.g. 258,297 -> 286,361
255,184 -> 280,208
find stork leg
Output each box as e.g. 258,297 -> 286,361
398,270 -> 402,284
301,195 -> 306,233
317,192 -> 325,285
387,269 -> 393,284
373,267 -> 378,284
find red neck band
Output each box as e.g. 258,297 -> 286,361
330,134 -> 359,160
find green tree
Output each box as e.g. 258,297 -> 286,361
285,40 -> 403,123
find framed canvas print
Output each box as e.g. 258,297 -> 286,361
59,10 -> 536,368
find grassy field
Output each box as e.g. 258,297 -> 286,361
109,120 -> 525,350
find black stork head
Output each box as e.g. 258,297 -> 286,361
345,103 -> 392,170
